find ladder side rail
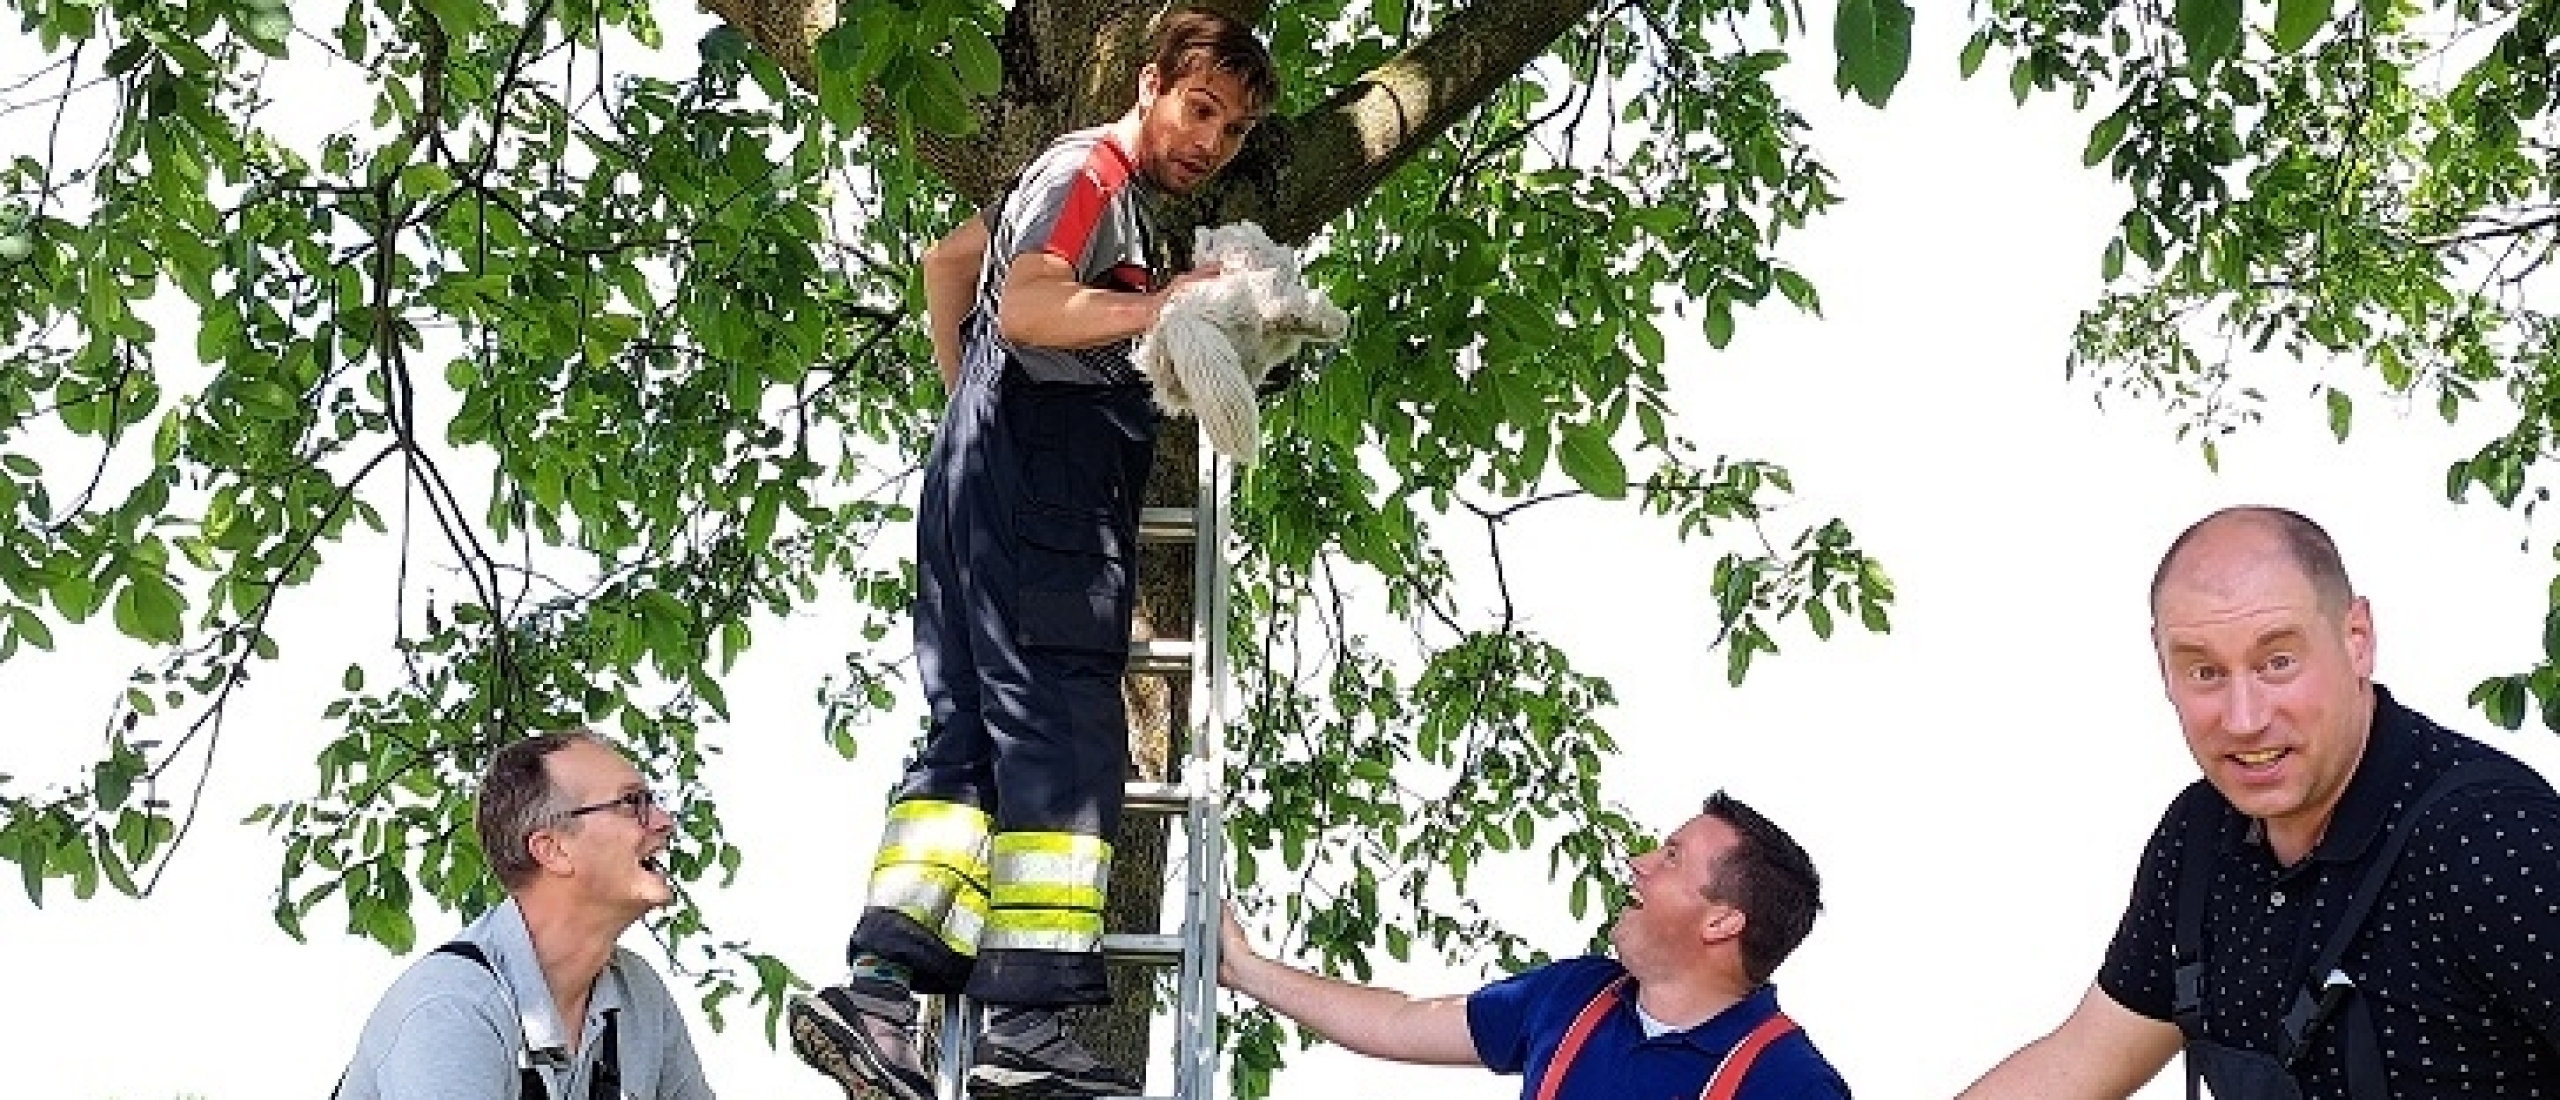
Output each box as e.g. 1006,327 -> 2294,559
1171,444 -> 1234,1100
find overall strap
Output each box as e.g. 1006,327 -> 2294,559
2279,760 -> 2504,1099
2169,785 -> 2221,1037
1534,974 -> 1631,1100
2168,785 -> 2229,1100
1700,1011 -> 1798,1100
433,941 -> 551,1099
591,1009 -> 621,1100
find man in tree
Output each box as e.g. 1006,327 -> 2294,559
786,9 -> 1277,1100
334,730 -> 714,1099
1219,792 -> 1851,1098
1960,507 -> 2560,1098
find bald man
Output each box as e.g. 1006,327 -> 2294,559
1959,506 -> 2560,1099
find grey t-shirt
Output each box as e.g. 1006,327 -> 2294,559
968,125 -> 1166,385
334,898 -> 714,1099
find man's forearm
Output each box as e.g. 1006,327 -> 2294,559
995,252 -> 1174,351
1222,951 -> 1481,1066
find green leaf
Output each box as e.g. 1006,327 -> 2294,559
1557,424 -> 1628,500
1958,31 -> 1991,79
239,7 -> 292,55
698,25 -> 748,64
411,0 -> 483,37
905,58 -> 980,136
948,22 -> 1002,98
2084,109 -> 2133,167
2474,674 -> 2527,730
1833,0 -> 1914,108
1702,297 -> 1736,349
2273,0 -> 2332,54
2324,388 -> 2352,441
111,575 -> 185,645
2175,0 -> 2243,76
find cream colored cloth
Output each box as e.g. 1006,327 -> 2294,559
1133,221 -> 1350,462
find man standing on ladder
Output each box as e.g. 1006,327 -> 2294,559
1219,793 -> 1853,1099
790,10 -> 1279,1100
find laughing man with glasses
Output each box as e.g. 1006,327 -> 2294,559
331,728 -> 716,1100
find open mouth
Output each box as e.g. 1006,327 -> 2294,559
640,853 -> 668,878
2232,748 -> 2288,768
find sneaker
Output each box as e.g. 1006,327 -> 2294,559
967,1007 -> 1143,1098
788,980 -> 933,1100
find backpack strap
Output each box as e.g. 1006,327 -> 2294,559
1700,1011 -> 1798,1100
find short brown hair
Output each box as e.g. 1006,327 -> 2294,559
1148,7 -> 1278,113
1702,791 -> 1822,985
476,729 -> 601,890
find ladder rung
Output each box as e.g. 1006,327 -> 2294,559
1122,781 -> 1193,814
1126,637 -> 1193,675
1101,932 -> 1186,966
1138,506 -> 1197,543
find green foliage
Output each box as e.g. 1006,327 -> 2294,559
3,0 -> 939,1033
1969,0 -> 2560,734
1,0 -> 1899,1081
1835,0 -> 1916,107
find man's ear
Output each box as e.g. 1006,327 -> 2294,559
1701,905 -> 1747,947
527,827 -> 573,878
1136,64 -> 1163,110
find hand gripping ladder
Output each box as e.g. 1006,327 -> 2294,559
930,441 -> 1236,1100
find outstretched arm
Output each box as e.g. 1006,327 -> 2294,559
1218,903 -> 1482,1067
1958,982 -> 2181,1099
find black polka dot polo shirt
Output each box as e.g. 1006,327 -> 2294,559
2098,685 -> 2560,1097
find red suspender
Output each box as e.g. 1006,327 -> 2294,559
1534,976 -> 1630,1100
1702,1011 -> 1798,1100
1533,976 -> 1799,1100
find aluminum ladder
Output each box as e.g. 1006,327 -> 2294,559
929,440 -> 1236,1100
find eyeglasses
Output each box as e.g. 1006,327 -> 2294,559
554,788 -> 672,824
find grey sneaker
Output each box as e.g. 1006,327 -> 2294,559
788,980 -> 933,1100
967,1007 -> 1143,1098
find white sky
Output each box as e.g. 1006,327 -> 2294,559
6,9 -> 2559,1100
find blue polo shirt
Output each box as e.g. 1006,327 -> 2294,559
1468,956 -> 1850,1099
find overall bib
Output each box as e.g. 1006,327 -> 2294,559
2171,763 -> 2498,1100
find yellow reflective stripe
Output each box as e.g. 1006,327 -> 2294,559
941,887 -> 990,950
874,843 -> 992,880
990,881 -> 1106,912
988,833 -> 1111,896
982,907 -> 1105,952
869,867 -> 965,925
879,800 -> 993,854
868,800 -> 993,937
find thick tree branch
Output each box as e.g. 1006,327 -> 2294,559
694,0 -> 1602,240
1260,0 -> 1600,242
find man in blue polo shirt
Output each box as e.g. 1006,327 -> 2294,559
1220,792 -> 1851,1098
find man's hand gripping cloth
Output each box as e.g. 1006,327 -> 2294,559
1132,221 -> 1350,462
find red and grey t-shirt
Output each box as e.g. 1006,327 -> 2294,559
972,126 -> 1165,385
